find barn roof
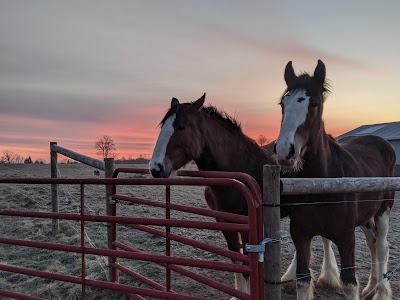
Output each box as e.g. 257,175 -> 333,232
338,121 -> 400,141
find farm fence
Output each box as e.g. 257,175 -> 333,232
0,145 -> 264,299
2,143 -> 400,299
50,142 -> 114,235
263,164 -> 400,299
50,142 -> 116,277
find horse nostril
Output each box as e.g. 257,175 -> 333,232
151,169 -> 161,178
286,143 -> 295,159
150,163 -> 165,178
273,143 -> 277,154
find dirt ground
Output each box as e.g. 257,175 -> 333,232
0,163 -> 399,299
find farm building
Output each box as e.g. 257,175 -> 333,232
338,121 -> 400,176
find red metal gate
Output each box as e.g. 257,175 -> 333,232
0,169 -> 263,299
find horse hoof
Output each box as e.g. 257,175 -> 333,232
281,280 -> 297,293
370,282 -> 392,300
361,288 -> 375,300
361,279 -> 377,300
317,272 -> 341,289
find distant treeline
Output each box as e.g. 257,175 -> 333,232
115,158 -> 150,165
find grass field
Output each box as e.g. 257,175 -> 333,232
0,163 -> 399,299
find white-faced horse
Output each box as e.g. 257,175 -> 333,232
274,60 -> 396,300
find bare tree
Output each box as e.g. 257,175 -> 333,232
257,134 -> 268,146
14,154 -> 24,164
2,150 -> 16,163
94,135 -> 117,158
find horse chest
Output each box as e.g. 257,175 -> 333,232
289,198 -> 356,237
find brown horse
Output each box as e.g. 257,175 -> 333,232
149,94 -> 339,298
274,60 -> 396,300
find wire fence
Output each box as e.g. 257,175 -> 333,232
270,171 -> 400,300
2,162 -> 400,299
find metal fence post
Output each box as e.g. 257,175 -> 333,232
263,164 -> 281,300
50,142 -> 59,235
104,158 -> 117,282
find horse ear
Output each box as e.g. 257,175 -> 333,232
284,61 -> 296,86
314,59 -> 326,86
192,93 -> 206,111
171,97 -> 179,108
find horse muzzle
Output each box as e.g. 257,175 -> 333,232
274,142 -> 295,162
149,161 -> 172,178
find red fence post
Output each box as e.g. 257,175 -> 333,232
166,185 -> 171,292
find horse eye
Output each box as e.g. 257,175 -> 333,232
278,101 -> 284,108
297,97 -> 306,103
309,102 -> 318,108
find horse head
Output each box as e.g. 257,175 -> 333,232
149,93 -> 206,178
274,60 -> 329,172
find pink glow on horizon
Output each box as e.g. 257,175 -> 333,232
2,116 -> 358,163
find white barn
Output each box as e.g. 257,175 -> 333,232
338,122 -> 400,176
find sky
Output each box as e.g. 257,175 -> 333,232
1,1 -> 400,162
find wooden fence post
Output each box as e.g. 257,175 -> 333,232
263,164 -> 281,300
104,158 -> 117,282
50,142 -> 59,235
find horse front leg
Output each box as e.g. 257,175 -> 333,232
281,250 -> 297,292
370,209 -> 392,300
336,231 -> 359,300
291,225 -> 314,300
221,230 -> 249,300
360,223 -> 378,300
317,237 -> 341,288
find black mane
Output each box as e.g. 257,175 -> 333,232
201,105 -> 241,132
159,102 -> 241,132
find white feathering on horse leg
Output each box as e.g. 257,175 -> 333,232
373,210 -> 392,300
296,279 -> 314,300
360,224 -> 378,299
317,237 -> 341,289
229,261 -> 250,300
281,251 -> 297,292
342,283 -> 359,300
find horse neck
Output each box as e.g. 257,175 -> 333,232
194,117 -> 272,180
301,120 -> 334,177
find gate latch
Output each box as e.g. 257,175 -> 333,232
108,196 -> 116,205
245,233 -> 290,262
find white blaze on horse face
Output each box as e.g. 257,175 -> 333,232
275,89 -> 310,164
149,114 -> 176,173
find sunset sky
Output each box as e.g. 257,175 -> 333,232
1,1 -> 400,162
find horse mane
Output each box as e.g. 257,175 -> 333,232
159,102 -> 242,133
284,73 -> 332,101
201,105 -> 242,132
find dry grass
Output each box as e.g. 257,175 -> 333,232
1,163 -> 400,299
0,163 -> 233,300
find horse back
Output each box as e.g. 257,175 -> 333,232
326,134 -> 396,225
337,134 -> 396,177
